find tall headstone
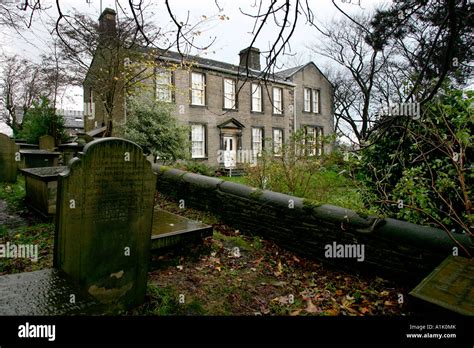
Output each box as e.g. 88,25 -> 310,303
39,135 -> 55,150
54,138 -> 156,310
0,133 -> 20,182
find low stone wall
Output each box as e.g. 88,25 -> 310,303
152,165 -> 473,284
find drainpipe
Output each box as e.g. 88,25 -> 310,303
293,86 -> 297,156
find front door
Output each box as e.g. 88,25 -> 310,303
223,135 -> 237,168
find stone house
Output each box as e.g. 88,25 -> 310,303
84,9 -> 334,169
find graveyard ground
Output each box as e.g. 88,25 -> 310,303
0,180 -> 413,316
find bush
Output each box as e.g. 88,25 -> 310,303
359,88 -> 473,239
123,98 -> 190,163
180,161 -> 216,176
18,97 -> 68,144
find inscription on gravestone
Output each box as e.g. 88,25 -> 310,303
410,255 -> 474,315
0,133 -> 20,183
54,138 -> 156,310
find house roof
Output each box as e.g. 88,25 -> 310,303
276,62 -> 334,88
16,108 -> 84,129
152,49 -> 296,87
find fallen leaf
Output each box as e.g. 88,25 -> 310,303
384,300 -> 395,306
335,290 -> 344,296
290,309 -> 302,316
359,307 -> 370,314
305,299 -> 320,314
380,291 -> 390,297
274,261 -> 283,276
176,265 -> 183,271
272,296 -> 289,305
324,309 -> 339,316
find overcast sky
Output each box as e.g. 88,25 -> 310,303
0,0 -> 388,134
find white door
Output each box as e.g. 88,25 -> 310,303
223,136 -> 237,168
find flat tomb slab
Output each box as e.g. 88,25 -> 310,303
409,255 -> 474,315
151,209 -> 213,250
0,269 -> 105,315
21,166 -> 67,180
20,166 -> 66,216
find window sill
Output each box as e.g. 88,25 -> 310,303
190,104 -> 207,108
223,108 -> 238,112
272,113 -> 284,117
251,111 -> 264,114
191,157 -> 208,160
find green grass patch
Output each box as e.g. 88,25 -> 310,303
0,177 -> 26,211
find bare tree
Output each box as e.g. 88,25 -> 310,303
307,14 -> 390,144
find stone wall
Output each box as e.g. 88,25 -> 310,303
153,165 -> 473,285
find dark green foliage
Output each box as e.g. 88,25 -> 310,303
18,97 -> 68,144
181,161 -> 216,177
123,98 -> 190,163
359,88 -> 473,235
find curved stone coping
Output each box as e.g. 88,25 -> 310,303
153,165 -> 473,254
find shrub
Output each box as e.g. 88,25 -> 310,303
18,97 -> 68,144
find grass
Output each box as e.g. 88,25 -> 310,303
0,177 -> 26,211
0,178 -> 54,274
221,169 -> 375,215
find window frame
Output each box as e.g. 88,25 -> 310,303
312,89 -> 320,114
251,126 -> 265,160
251,83 -> 263,113
303,87 -> 311,112
272,87 -> 283,115
223,78 -> 237,110
272,128 -> 284,156
190,123 -> 207,159
304,125 -> 324,156
155,68 -> 173,103
190,72 -> 206,106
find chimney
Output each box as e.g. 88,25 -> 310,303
98,8 -> 117,42
239,47 -> 261,71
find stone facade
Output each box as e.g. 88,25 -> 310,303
84,9 -> 334,168
277,63 -> 335,153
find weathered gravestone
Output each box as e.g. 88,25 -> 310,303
410,255 -> 474,315
0,133 -> 20,182
39,134 -> 55,150
54,138 -> 156,310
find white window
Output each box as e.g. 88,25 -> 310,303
318,127 -> 324,155
224,78 -> 236,109
304,88 -> 311,112
273,87 -> 283,114
252,127 -> 263,161
312,89 -> 320,113
191,72 -> 206,105
273,128 -> 283,155
306,126 -> 317,156
191,124 -> 206,158
251,83 -> 262,112
156,69 -> 172,102
305,126 -> 324,156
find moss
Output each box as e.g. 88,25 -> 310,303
302,198 -> 322,211
249,189 -> 264,200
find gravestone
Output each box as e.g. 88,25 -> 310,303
39,135 -> 55,150
410,255 -> 474,315
0,133 -> 20,182
54,138 -> 156,310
